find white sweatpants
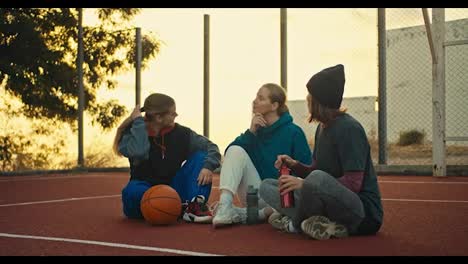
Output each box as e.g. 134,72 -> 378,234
219,145 -> 264,207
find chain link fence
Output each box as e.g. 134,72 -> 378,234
286,8 -> 379,160
385,8 -> 434,165
1,8 -> 467,174
445,9 -> 468,166
289,8 -> 468,168
385,8 -> 468,165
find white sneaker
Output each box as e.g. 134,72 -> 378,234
212,202 -> 242,228
232,206 -> 247,224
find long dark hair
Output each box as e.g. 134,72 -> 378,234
307,94 -> 346,126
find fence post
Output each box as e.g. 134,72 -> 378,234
280,8 -> 287,90
431,8 -> 446,177
377,8 -> 387,165
203,14 -> 210,138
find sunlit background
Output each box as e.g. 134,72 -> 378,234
84,8 -> 385,166
3,8 -> 467,169
82,8 -> 468,166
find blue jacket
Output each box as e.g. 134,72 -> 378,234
227,112 -> 312,180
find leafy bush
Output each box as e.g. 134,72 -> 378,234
397,130 -> 425,146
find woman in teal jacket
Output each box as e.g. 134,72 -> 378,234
213,83 -> 312,228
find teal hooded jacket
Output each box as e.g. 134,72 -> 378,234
227,112 -> 312,180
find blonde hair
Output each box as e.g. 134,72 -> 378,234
261,83 -> 289,115
112,116 -> 133,156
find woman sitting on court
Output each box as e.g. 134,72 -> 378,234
113,93 -> 221,223
260,64 -> 383,240
212,83 -> 312,228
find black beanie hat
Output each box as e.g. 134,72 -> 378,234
306,64 -> 345,109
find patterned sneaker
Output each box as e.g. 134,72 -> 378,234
182,195 -> 213,224
300,215 -> 349,240
212,202 -> 242,228
268,211 -> 297,233
268,210 -> 282,227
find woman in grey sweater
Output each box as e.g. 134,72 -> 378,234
260,65 -> 383,240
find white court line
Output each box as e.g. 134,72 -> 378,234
1,192 -> 467,208
0,174 -> 128,182
0,195 -> 121,207
379,180 -> 468,185
0,232 -> 222,256
382,198 -> 468,203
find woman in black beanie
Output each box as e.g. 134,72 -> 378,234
259,64 -> 383,240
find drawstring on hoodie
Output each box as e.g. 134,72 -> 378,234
147,124 -> 173,160
153,136 -> 166,159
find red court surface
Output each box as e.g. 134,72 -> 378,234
1,172 -> 468,256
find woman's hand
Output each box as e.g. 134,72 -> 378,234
130,104 -> 142,120
278,175 -> 303,195
249,113 -> 267,134
197,168 -> 213,186
117,105 -> 142,131
274,154 -> 298,169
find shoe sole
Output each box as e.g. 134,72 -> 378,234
301,216 -> 348,240
212,219 -> 233,228
183,213 -> 213,224
212,213 -> 244,228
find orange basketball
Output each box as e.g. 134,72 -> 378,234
140,184 -> 181,225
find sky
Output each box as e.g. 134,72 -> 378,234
77,8 -> 467,164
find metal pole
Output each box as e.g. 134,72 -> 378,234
377,8 -> 387,165
135,27 -> 142,106
77,8 -> 84,168
431,8 -> 446,176
203,14 -> 210,138
280,8 -> 287,90
422,8 -> 438,64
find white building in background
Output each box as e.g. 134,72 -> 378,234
288,97 -> 377,144
289,18 -> 468,145
386,18 -> 468,144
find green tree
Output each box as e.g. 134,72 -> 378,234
0,8 -> 160,130
0,91 -> 69,171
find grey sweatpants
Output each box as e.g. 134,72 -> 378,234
259,170 -> 365,234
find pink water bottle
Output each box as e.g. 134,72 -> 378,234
279,164 -> 295,208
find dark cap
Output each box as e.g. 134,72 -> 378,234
306,64 -> 345,109
139,93 -> 175,113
